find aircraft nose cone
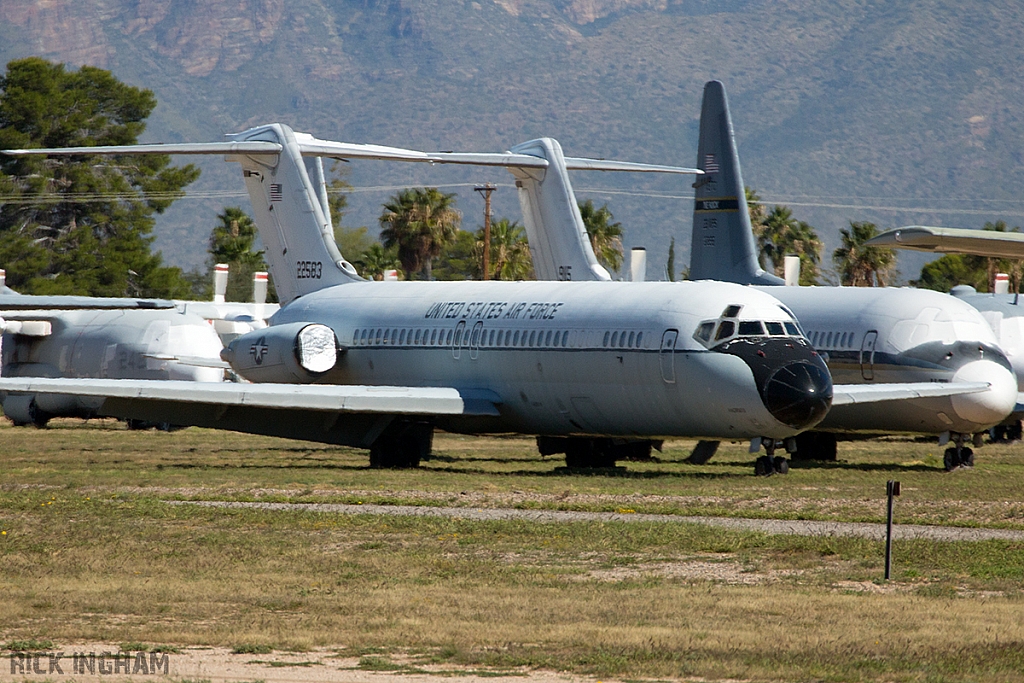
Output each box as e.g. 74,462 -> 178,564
712,337 -> 833,431
763,361 -> 833,430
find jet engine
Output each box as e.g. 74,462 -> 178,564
221,322 -> 340,383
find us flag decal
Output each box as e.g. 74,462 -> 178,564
704,154 -> 719,173
269,183 -> 283,202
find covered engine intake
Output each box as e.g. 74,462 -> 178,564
222,322 -> 339,383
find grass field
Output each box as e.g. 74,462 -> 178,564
2,419 -> 1024,682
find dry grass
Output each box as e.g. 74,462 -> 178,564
2,420 -> 1024,681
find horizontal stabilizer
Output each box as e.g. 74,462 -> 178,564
832,381 -> 989,406
0,378 -> 465,415
0,294 -> 176,310
2,133 -> 702,174
562,157 -> 702,174
2,141 -> 282,157
866,226 -> 1024,259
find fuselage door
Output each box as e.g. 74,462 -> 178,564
452,320 -> 466,360
469,321 -> 484,360
860,329 -> 878,380
660,329 -> 678,384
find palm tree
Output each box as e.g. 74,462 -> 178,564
379,188 -> 461,280
750,203 -> 823,284
357,243 -> 402,281
756,205 -> 794,273
480,218 -> 533,281
746,186 -> 768,234
578,199 -> 623,273
833,221 -> 896,287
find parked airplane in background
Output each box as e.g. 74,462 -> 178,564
688,81 -> 1019,469
865,225 -> 1024,439
0,278 -> 224,426
0,125 -> 959,472
508,80 -> 1017,471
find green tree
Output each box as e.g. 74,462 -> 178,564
751,203 -> 823,285
579,199 -> 623,273
326,162 -> 374,267
746,186 -> 767,234
208,206 -> 276,302
433,230 -> 479,281
482,219 -> 533,281
833,221 -> 896,287
356,243 -> 402,281
666,237 -> 676,282
916,253 -> 989,292
0,57 -> 199,297
379,187 -> 461,280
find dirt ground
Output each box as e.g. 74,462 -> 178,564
1,644 -> 611,683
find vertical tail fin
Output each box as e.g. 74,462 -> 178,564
689,81 -> 782,285
507,138 -> 612,282
226,124 -> 362,303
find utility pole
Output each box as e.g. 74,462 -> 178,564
474,184 -> 496,280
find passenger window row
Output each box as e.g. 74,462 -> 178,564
351,326 -> 575,349
350,327 -> 648,351
809,330 -> 857,349
601,330 -> 644,349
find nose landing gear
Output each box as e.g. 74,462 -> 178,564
753,437 -> 794,476
942,432 -> 975,471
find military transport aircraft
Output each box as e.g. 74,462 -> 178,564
502,81 -> 1017,471
0,125 -> 975,472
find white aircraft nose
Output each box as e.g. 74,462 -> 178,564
951,360 -> 1018,427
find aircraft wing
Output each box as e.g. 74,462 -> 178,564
832,382 -> 990,406
865,226 -> 1024,259
0,377 -> 464,414
0,377 -> 497,448
0,294 -> 176,310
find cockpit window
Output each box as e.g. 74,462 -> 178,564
696,321 -> 715,343
722,305 -> 742,318
715,320 -> 735,341
784,322 -> 801,336
765,321 -> 785,336
738,320 -> 764,336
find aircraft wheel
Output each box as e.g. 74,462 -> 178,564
369,421 -> 431,468
960,448 -> 975,468
774,457 -> 789,474
943,447 -> 960,472
1009,421 -> 1023,442
754,456 -> 773,477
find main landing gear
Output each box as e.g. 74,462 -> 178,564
752,437 -> 794,476
941,432 -> 975,471
537,436 -> 659,469
369,420 -> 433,469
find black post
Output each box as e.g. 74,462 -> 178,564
885,480 -> 900,580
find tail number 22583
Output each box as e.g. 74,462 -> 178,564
297,261 -> 322,279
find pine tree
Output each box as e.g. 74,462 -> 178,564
0,58 -> 199,297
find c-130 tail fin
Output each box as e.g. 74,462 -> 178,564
689,81 -> 782,285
